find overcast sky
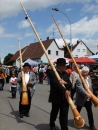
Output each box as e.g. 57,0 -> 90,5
0,0 -> 98,61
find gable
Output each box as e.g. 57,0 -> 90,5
22,39 -> 61,61
7,38 -> 64,64
72,42 -> 86,53
65,40 -> 94,58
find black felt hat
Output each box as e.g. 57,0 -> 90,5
23,62 -> 31,67
56,58 -> 67,65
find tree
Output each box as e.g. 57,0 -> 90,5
3,53 -> 13,64
63,43 -> 71,56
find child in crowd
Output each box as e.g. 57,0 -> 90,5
10,73 -> 17,98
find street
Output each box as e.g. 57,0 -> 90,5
0,82 -> 98,130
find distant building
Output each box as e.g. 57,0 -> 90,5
6,39 -> 95,67
65,40 -> 95,58
7,38 -> 64,67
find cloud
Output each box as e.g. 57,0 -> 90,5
81,4 -> 98,14
18,20 -> 30,29
95,0 -> 98,3
56,37 -> 98,54
0,0 -> 91,19
47,15 -> 98,38
66,8 -> 72,12
56,38 -> 79,47
24,32 -> 34,37
72,16 -> 98,37
82,38 -> 98,53
0,24 -> 20,38
0,32 -> 19,38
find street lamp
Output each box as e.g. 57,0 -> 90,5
52,7 -> 72,52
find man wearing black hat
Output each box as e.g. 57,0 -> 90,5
47,58 -> 72,130
17,63 -> 36,118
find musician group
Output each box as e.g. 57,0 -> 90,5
0,10 -> 97,129
0,58 -> 97,130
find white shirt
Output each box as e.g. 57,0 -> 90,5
85,77 -> 90,101
24,72 -> 30,85
10,77 -> 17,87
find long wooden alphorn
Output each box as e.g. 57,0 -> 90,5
18,40 -> 29,105
52,15 -> 98,108
20,2 -> 85,128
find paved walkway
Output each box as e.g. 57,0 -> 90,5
0,82 -> 98,130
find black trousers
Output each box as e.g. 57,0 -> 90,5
77,101 -> 94,127
11,87 -> 17,98
6,76 -> 10,83
19,90 -> 31,115
0,79 -> 5,90
50,100 -> 69,130
39,73 -> 44,84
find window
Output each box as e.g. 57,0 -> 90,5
48,50 -> 51,55
77,49 -> 80,52
56,51 -> 58,55
75,55 -> 78,57
83,49 -> 85,52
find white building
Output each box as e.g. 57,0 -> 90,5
7,39 -> 95,67
65,40 -> 94,58
7,38 -> 64,67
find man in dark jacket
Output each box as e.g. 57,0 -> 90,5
47,58 -> 72,130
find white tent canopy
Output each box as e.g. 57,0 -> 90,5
89,55 -> 98,61
23,58 -> 38,66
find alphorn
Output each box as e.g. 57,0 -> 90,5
18,40 -> 29,105
20,2 -> 85,128
52,15 -> 98,108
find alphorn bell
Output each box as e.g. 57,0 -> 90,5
18,40 -> 29,105
20,2 -> 85,128
52,15 -> 98,107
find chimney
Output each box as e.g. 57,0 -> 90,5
77,40 -> 80,44
47,37 -> 49,40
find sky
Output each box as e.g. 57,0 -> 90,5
0,0 -> 98,62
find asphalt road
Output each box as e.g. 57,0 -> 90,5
0,81 -> 98,130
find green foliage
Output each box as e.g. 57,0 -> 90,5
3,53 -> 13,64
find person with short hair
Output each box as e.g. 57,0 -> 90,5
10,73 -> 17,98
39,65 -> 45,84
70,64 -> 80,100
47,58 -> 72,130
75,66 -> 97,130
17,63 -> 36,118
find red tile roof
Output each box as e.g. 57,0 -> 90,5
7,39 -> 61,64
8,46 -> 28,62
22,39 -> 60,61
